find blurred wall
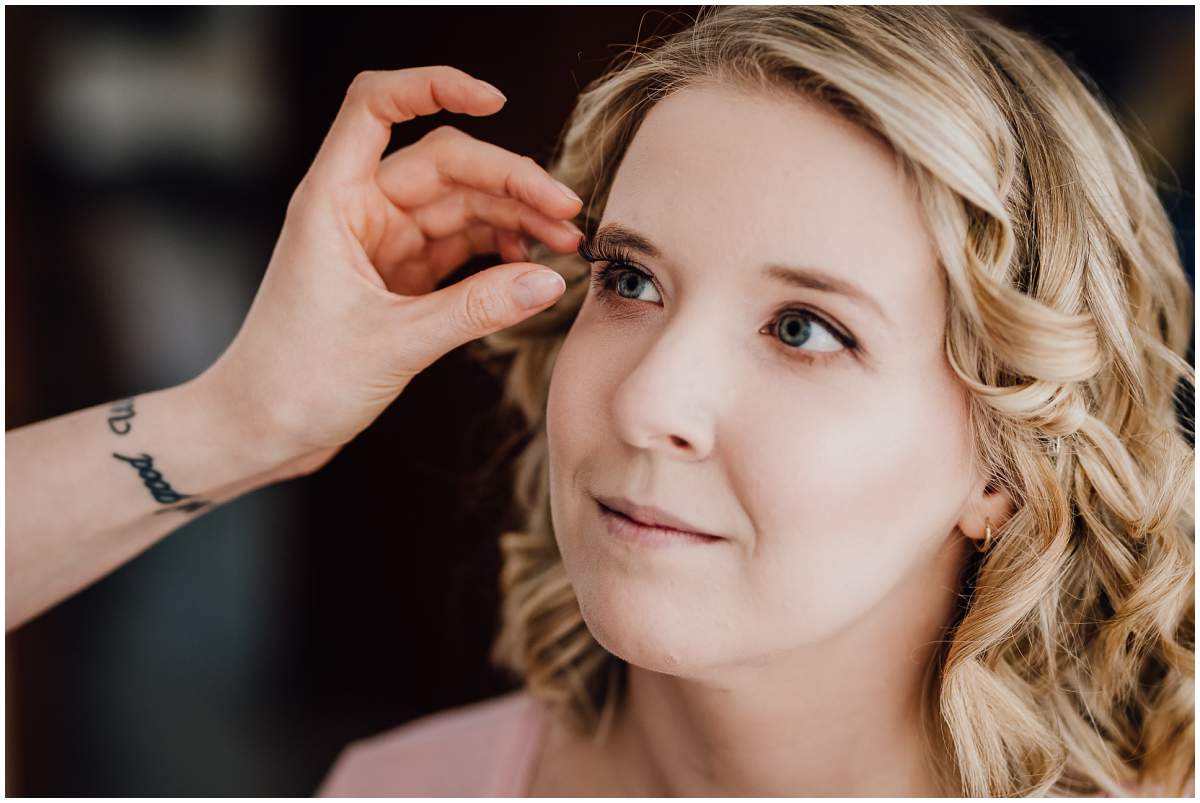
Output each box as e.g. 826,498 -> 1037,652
4,6 -> 1193,796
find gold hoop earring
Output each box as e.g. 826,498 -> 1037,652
977,516 -> 994,553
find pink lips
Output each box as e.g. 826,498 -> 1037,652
595,497 -> 724,548
593,494 -> 719,536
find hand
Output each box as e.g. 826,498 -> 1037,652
197,66 -> 584,473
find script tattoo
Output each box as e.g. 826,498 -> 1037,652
107,398 -> 137,435
112,452 -> 213,516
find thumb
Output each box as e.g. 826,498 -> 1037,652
404,263 -> 567,363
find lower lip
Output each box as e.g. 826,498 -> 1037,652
596,500 -> 724,548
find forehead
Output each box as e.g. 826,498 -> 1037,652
603,82 -> 944,333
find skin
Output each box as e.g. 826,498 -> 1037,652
533,81 -> 1015,795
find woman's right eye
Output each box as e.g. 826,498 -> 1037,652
590,263 -> 663,305
578,237 -> 663,307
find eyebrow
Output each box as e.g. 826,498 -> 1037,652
590,223 -> 892,328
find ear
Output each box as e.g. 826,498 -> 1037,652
958,474 -> 1016,549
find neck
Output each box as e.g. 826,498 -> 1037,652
607,665 -> 944,796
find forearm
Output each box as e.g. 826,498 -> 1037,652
5,378 -> 309,632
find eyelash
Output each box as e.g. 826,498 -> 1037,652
576,238 -> 860,367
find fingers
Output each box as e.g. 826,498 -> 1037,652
375,222 -> 537,294
423,225 -> 507,281
415,186 -> 582,251
372,187 -> 582,287
376,124 -> 583,223
309,65 -> 507,185
400,261 -> 567,370
494,229 -> 529,263
387,225 -> 520,295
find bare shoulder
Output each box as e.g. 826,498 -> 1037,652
315,688 -> 545,797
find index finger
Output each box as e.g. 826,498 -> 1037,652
307,65 -> 507,185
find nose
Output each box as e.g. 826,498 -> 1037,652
609,309 -> 722,461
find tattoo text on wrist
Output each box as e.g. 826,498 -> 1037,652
112,452 -> 212,516
107,398 -> 136,435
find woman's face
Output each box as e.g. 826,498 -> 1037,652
546,82 -> 980,677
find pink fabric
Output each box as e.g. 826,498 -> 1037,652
315,689 -> 1194,797
315,689 -> 547,797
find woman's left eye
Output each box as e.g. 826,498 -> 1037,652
762,309 -> 847,356
586,260 -> 858,365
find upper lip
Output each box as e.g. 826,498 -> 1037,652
594,494 -> 723,538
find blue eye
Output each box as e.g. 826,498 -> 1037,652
578,238 -> 860,367
592,263 -> 663,304
768,310 -> 846,354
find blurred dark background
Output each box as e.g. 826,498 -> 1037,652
5,5 -> 1193,796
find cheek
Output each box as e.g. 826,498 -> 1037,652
546,312 -> 638,505
738,365 -> 973,636
547,330 -> 597,481
547,304 -> 607,438
545,327 -> 606,550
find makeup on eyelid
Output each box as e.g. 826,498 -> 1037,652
577,236 -> 861,366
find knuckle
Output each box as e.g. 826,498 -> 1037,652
286,174 -> 318,220
347,70 -> 374,97
459,282 -> 509,333
285,185 -> 304,220
514,155 -> 542,198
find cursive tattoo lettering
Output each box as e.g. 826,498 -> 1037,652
107,398 -> 136,435
112,451 -> 211,514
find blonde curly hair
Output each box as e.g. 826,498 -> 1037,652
468,6 -> 1194,797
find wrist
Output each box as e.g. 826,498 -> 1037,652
176,372 -> 324,484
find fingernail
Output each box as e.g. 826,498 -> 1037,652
478,80 -> 506,101
561,219 -> 584,237
551,178 -> 582,204
513,269 -> 566,309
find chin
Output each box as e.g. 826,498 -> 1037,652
570,575 -> 718,677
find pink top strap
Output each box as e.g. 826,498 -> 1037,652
315,689 -> 548,797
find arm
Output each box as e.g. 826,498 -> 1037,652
5,375 -> 321,632
6,66 -> 581,633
